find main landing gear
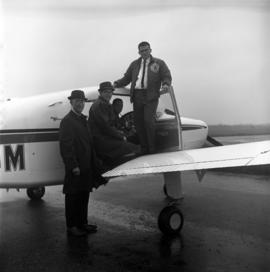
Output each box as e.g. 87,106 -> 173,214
26,187 -> 45,200
158,171 -> 184,235
158,205 -> 184,235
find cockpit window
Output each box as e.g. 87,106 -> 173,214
156,92 -> 176,121
112,87 -> 177,122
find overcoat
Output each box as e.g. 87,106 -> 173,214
59,110 -> 106,194
114,55 -> 172,102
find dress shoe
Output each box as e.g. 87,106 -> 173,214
67,227 -> 87,237
81,224 -> 98,233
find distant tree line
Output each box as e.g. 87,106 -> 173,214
208,124 -> 270,136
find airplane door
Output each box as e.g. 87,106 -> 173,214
155,86 -> 183,152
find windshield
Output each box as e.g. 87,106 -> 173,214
112,87 -> 177,120
157,92 -> 176,120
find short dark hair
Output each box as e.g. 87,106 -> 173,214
138,41 -> 150,49
112,98 -> 123,105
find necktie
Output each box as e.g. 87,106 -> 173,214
141,59 -> 146,89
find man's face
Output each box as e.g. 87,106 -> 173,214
138,45 -> 151,60
113,102 -> 123,115
100,89 -> 113,102
71,99 -> 85,114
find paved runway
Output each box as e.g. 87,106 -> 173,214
0,170 -> 270,272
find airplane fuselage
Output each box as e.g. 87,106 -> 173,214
0,87 -> 208,188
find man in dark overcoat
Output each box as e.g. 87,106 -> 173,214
88,81 -> 140,167
59,90 -> 106,237
114,41 -> 172,154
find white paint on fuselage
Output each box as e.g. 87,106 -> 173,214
0,87 -> 208,188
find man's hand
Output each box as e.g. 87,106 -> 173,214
72,167 -> 80,176
160,84 -> 170,95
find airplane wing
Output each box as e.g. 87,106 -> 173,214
103,140 -> 270,178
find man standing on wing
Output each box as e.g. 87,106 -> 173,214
114,41 -> 172,154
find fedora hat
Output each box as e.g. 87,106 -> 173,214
68,90 -> 87,101
98,81 -> 114,92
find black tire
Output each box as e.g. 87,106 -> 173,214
26,187 -> 45,200
158,205 -> 184,235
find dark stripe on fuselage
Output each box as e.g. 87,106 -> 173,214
181,125 -> 207,131
0,129 -> 59,144
0,125 -> 206,144
0,128 -> 59,134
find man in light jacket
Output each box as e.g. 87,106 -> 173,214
114,41 -> 172,154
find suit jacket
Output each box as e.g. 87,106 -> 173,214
88,96 -> 136,161
88,96 -> 123,141
59,110 -> 106,194
115,55 -> 172,102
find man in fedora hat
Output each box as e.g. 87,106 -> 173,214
59,90 -> 106,237
88,82 -> 140,167
114,41 -> 172,154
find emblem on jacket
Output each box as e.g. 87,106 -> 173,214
150,63 -> 159,73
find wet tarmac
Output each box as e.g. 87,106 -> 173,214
1,171 -> 270,272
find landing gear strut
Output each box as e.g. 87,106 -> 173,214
163,184 -> 168,197
26,187 -> 45,200
159,171 -> 184,235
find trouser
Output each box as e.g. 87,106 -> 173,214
133,90 -> 158,153
65,191 -> 90,228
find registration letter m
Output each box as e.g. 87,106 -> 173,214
4,145 -> 25,171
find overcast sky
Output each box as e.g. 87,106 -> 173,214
1,0 -> 270,125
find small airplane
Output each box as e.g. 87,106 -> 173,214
1,86 -> 269,235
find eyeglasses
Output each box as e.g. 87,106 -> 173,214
139,48 -> 150,53
73,99 -> 85,104
101,90 -> 113,94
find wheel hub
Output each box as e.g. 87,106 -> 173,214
169,213 -> 181,230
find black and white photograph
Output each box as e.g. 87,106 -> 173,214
0,0 -> 270,271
